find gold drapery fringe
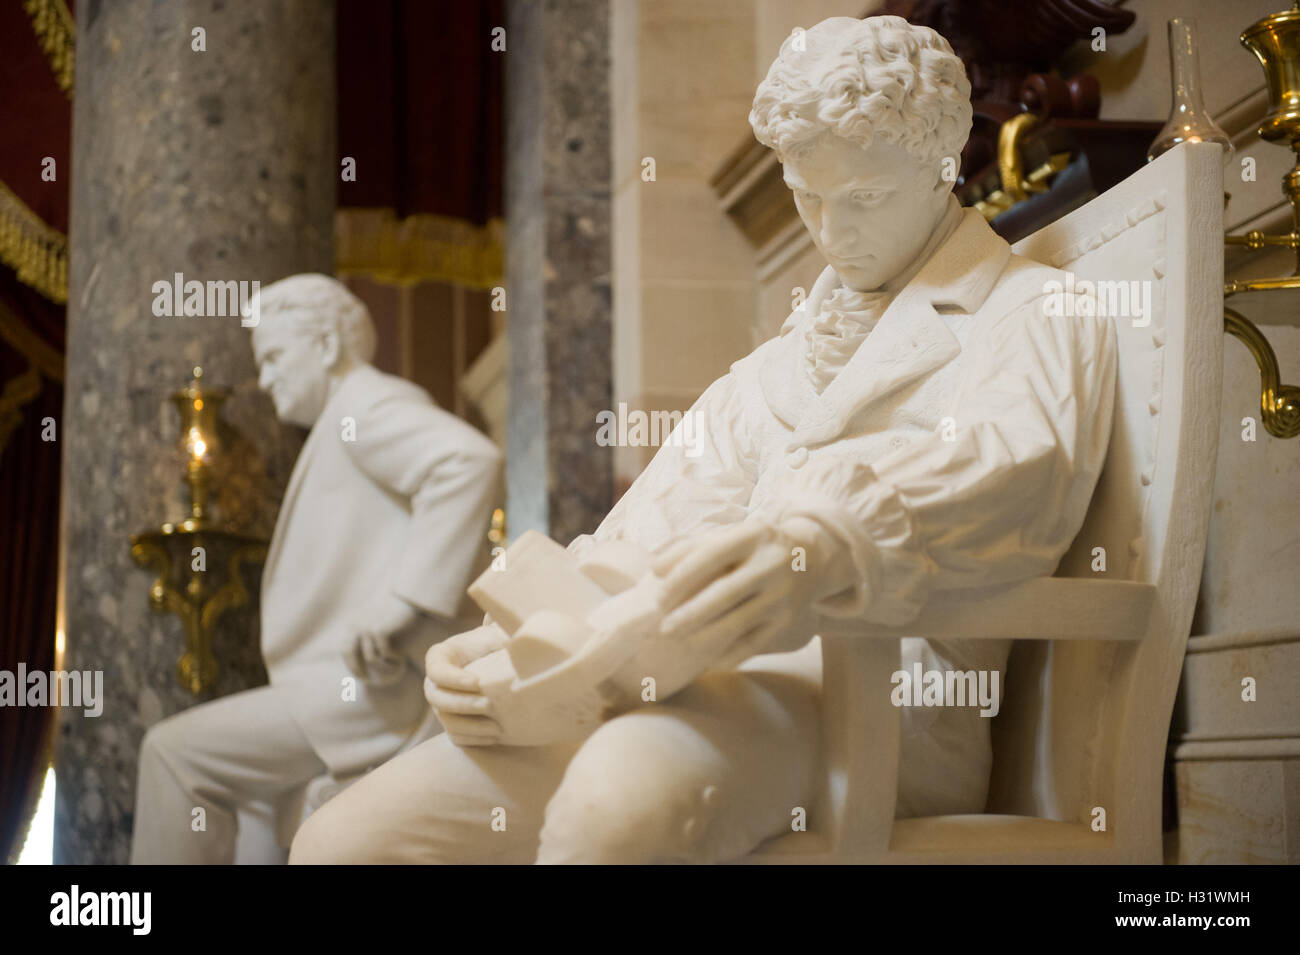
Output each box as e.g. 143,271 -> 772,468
0,181 -> 69,305
336,209 -> 504,290
24,0 -> 75,98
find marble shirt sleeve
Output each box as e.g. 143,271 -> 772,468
567,367 -> 761,560
775,290 -> 1118,627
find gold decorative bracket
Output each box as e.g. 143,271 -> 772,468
973,113 -> 1071,220
1217,3 -> 1300,438
1222,219 -> 1300,439
130,526 -> 267,695
1224,307 -> 1300,438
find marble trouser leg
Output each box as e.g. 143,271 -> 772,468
290,643 -> 822,864
290,732 -> 581,864
536,659 -> 822,863
130,683 -> 328,864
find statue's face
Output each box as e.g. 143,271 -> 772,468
784,134 -> 950,292
251,318 -> 334,428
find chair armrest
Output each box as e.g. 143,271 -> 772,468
816,578 -> 1155,642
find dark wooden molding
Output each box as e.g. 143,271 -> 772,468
711,137 -> 791,249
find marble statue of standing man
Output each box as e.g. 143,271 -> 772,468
292,16 -> 1116,864
130,274 -> 502,864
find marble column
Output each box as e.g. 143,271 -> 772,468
505,0 -> 613,545
56,0 -> 336,863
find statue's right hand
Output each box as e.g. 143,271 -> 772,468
424,623 -> 510,746
424,623 -> 508,690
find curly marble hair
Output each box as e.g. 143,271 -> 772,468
749,15 -> 972,168
248,273 -> 376,364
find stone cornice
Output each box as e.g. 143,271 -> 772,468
709,136 -> 811,278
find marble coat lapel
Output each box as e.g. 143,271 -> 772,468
771,210 -> 1012,450
758,264 -> 841,430
789,283 -> 960,448
261,378 -> 353,586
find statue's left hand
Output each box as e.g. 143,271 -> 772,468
652,516 -> 853,672
343,592 -> 422,686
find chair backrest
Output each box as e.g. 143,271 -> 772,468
985,143 -> 1224,857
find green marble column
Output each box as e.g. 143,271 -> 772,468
505,0 -> 614,545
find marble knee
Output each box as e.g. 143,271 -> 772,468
536,712 -> 736,864
289,798 -> 367,864
138,711 -> 202,791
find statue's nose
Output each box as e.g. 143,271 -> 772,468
820,208 -> 860,253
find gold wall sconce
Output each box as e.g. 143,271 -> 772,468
130,367 -> 268,694
1222,4 -> 1300,438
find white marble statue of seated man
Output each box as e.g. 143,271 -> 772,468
290,15 -> 1117,864
130,275 -> 502,864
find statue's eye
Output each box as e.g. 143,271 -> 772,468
797,190 -> 821,205
851,189 -> 885,204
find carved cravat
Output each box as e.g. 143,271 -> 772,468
803,195 -> 964,395
803,286 -> 892,394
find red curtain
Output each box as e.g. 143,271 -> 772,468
337,0 -> 503,224
0,0 -> 70,862
0,272 -> 64,861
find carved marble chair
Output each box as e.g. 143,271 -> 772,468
748,141 -> 1225,864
